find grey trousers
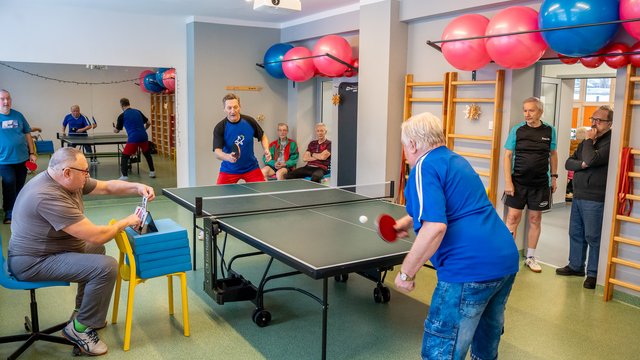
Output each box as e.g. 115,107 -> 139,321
8,243 -> 117,329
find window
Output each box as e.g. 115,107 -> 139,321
573,79 -> 581,100
585,78 -> 612,103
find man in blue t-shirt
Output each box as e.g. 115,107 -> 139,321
0,89 -> 37,224
503,97 -> 558,273
62,105 -> 95,160
113,98 -> 155,180
213,93 -> 271,184
393,112 -> 518,360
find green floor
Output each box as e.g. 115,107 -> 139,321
1,157 -> 639,359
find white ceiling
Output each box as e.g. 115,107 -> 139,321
23,0 -> 361,26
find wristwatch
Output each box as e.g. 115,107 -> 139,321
551,174 -> 558,178
399,271 -> 415,281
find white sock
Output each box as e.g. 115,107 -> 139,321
527,248 -> 536,258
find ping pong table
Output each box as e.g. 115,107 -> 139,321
57,133 -> 139,173
163,180 -> 414,359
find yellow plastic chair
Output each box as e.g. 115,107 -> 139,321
110,220 -> 190,351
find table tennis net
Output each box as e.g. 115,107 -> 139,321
196,182 -> 394,218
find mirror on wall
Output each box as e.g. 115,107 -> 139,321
0,61 -> 177,188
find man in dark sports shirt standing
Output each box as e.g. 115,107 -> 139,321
213,93 -> 271,184
503,97 -> 558,273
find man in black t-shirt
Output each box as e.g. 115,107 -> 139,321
503,97 -> 558,273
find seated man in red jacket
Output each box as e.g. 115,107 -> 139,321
261,123 -> 299,180
284,123 -> 331,183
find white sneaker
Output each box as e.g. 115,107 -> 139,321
149,171 -> 156,178
525,257 -> 542,273
118,175 -> 129,181
198,230 -> 204,241
62,321 -> 108,356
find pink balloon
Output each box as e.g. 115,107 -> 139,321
621,0 -> 640,40
558,54 -> 580,65
312,35 -> 352,77
485,7 -> 547,69
139,70 -> 154,93
283,47 -> 316,82
343,58 -> 359,77
441,14 -> 491,71
603,42 -> 630,69
581,53 -> 605,68
162,68 -> 176,93
628,41 -> 640,66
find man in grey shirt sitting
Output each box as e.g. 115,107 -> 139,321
7,147 -> 154,356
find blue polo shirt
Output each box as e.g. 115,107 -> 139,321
62,114 -> 91,135
0,109 -> 32,164
404,146 -> 519,282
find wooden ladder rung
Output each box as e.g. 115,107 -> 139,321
631,149 -> 640,155
452,98 -> 495,103
410,97 -> 443,102
629,76 -> 640,82
451,80 -> 496,86
614,236 -> 640,247
475,170 -> 490,177
611,257 -> 640,271
407,81 -> 444,87
626,194 -> 640,201
608,277 -> 640,292
447,134 -> 492,141
629,100 -> 640,105
454,151 -> 491,159
629,172 -> 640,178
616,215 -> 640,224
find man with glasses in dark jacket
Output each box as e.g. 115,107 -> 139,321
556,106 -> 613,290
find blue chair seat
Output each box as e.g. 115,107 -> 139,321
0,236 -> 75,359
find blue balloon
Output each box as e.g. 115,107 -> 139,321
144,73 -> 165,93
539,0 -> 620,57
263,43 -> 293,79
155,68 -> 169,85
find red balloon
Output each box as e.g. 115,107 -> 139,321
558,54 -> 580,65
580,53 -> 605,68
312,35 -> 352,77
629,41 -> 640,66
343,58 -> 359,77
441,14 -> 491,71
602,43 -> 630,69
162,68 -> 176,93
283,47 -> 316,82
485,6 -> 547,69
138,70 -> 154,93
621,0 -> 640,41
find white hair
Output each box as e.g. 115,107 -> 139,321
401,112 -> 445,151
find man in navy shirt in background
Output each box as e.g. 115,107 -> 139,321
62,105 -> 96,162
113,98 -> 155,180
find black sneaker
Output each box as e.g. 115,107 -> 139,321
555,265 -> 585,277
583,276 -> 597,289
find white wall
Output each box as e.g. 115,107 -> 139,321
1,0 -> 189,185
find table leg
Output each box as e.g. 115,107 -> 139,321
192,214 -> 197,271
321,277 -> 328,360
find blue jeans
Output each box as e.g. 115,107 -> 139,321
0,163 -> 28,216
568,199 -> 605,277
422,273 -> 516,360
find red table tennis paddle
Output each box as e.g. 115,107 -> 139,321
25,160 -> 37,172
231,143 -> 241,160
376,213 -> 398,243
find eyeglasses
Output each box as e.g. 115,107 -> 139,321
589,117 -> 612,124
66,166 -> 90,175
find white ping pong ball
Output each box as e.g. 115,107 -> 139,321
359,215 -> 368,224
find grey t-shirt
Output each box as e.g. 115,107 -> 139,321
8,171 -> 97,257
